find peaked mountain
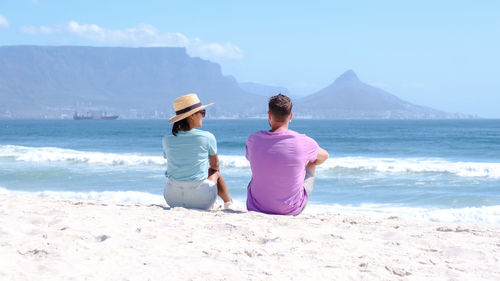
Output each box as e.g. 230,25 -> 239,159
0,45 -> 266,118
295,70 -> 459,119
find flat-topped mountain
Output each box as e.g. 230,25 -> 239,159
294,70 -> 462,119
0,45 -> 266,118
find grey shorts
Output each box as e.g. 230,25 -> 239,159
304,169 -> 315,196
164,178 -> 217,210
295,169 -> 316,215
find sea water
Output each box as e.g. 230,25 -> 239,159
1,119 -> 499,224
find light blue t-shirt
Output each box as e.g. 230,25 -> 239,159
162,129 -> 217,181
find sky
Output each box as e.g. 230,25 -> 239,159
1,0 -> 499,117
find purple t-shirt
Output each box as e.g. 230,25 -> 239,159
245,129 -> 320,215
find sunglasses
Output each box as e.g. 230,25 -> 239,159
196,109 -> 206,117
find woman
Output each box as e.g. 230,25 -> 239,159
162,93 -> 232,209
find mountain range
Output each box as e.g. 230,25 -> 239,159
0,45 -> 469,119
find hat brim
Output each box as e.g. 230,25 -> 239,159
168,103 -> 214,124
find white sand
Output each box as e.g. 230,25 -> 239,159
1,193 -> 499,281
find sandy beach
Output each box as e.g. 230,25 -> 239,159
0,193 -> 499,281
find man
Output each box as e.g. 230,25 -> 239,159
246,94 -> 329,215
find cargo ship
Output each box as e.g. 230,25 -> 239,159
73,112 -> 119,120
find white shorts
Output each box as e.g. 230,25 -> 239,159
164,178 -> 217,210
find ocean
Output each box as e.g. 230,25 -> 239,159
1,119 -> 499,225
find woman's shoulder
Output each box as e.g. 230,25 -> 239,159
192,129 -> 215,139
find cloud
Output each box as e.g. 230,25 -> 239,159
20,21 -> 245,60
0,14 -> 9,28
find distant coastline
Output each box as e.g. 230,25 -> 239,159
73,112 -> 119,120
0,116 -> 488,121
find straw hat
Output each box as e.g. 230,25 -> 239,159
168,93 -> 214,124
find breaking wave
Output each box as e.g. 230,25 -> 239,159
1,144 -> 500,178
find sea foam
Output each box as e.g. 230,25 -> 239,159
0,144 -> 165,166
2,144 -> 500,178
320,157 -> 500,179
0,187 -> 165,205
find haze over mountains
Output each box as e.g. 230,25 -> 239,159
0,46 -> 469,119
239,82 -> 290,98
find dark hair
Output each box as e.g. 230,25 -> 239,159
171,118 -> 191,136
268,94 -> 292,122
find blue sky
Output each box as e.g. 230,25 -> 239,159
1,0 -> 499,117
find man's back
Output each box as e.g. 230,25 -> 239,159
246,129 -> 319,215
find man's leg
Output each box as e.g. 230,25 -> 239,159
304,161 -> 316,196
298,162 -> 317,214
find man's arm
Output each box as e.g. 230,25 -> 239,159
312,147 -> 329,166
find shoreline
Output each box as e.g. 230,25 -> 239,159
3,187 -> 500,226
1,193 -> 499,280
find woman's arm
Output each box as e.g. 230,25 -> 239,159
208,154 -> 232,204
209,154 -> 220,172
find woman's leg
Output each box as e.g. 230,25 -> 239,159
208,169 -> 232,203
